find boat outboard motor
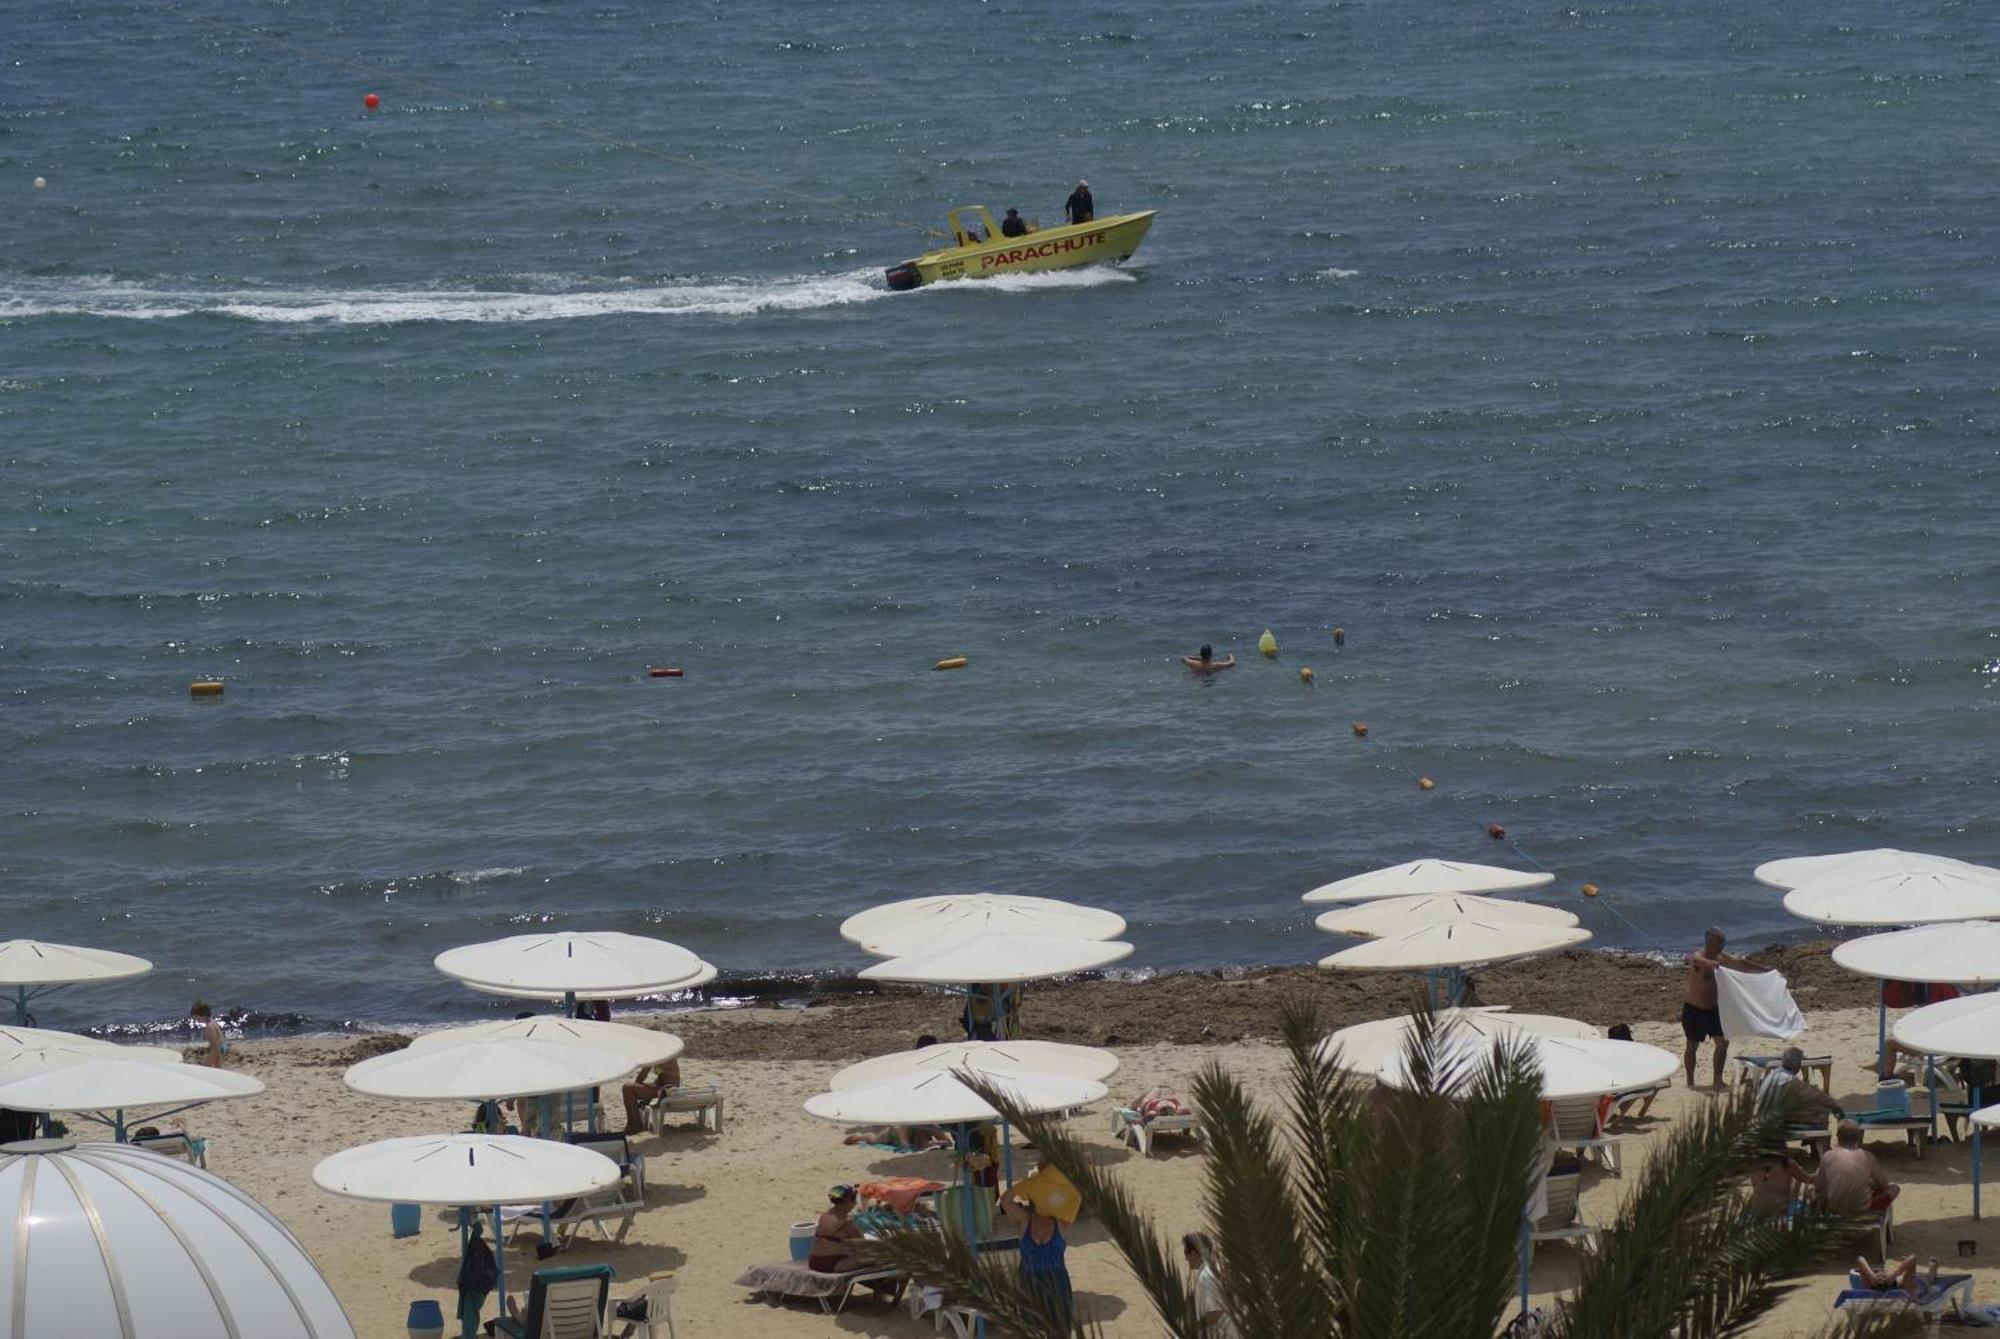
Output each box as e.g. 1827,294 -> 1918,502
884,262 -> 921,291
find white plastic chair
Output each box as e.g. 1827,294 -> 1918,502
646,1084 -> 724,1133
613,1271 -> 676,1339
1547,1094 -> 1624,1175
1528,1173 -> 1599,1257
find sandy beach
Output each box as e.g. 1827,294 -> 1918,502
159,946 -> 2000,1336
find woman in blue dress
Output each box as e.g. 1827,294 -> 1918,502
999,1191 -> 1073,1330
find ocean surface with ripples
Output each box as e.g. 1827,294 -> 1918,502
4,0 -> 1997,1031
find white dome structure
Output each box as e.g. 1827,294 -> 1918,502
0,1137 -> 353,1338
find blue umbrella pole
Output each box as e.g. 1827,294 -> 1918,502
1517,1214 -> 1531,1317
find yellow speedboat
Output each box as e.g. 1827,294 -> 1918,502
884,205 -> 1155,291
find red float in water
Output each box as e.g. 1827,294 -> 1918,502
363,92 -> 380,109
1486,824 -> 1506,840
647,667 -> 683,678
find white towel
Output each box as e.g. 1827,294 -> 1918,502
1716,965 -> 1807,1041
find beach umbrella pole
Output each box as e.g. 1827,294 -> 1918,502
11,986 -> 28,1026
1976,1084 -> 1985,1220
1517,1214 -> 1531,1316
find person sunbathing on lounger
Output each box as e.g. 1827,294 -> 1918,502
808,1186 -> 905,1303
1855,1254 -> 1945,1302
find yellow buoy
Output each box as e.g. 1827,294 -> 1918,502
1417,776 -> 1435,790
1352,722 -> 1369,737
189,680 -> 224,697
933,656 -> 968,671
1298,666 -> 1314,684
1257,630 -> 1278,657
1581,883 -> 1600,898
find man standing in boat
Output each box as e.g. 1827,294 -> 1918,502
1064,180 -> 1094,225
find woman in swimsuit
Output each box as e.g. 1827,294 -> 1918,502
807,1186 -> 905,1304
1000,1190 -> 1074,1330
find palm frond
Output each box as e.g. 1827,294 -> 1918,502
868,1227 -> 1085,1338
1556,1087 -> 1873,1339
1194,1059 -> 1333,1335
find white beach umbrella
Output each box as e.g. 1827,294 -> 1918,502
0,1055 -> 262,1113
1316,1009 -> 1602,1074
459,961 -> 720,1005
344,1036 -> 637,1102
1301,860 -> 1554,905
0,1024 -> 184,1067
1782,864 -> 2000,928
435,931 -> 712,1001
1,1137 -> 354,1338
0,939 -> 152,1024
840,894 -> 1126,959
1317,920 -> 1591,972
311,1133 -> 621,1208
1894,996 -> 2000,1219
804,1070 -> 1108,1126
0,1056 -> 263,1143
0,1039 -> 184,1084
312,1134 -> 622,1333
1754,847 -> 1994,891
1377,1031 -> 1678,1102
409,1017 -> 685,1068
1313,894 -> 1579,939
1831,923 -> 2000,989
857,933 -> 1133,986
832,1039 -> 1120,1090
1891,993 -> 2000,1064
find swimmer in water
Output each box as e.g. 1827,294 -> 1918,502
1181,644 -> 1236,675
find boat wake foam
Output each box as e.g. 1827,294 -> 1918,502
914,266 -> 1141,297
0,270 -> 893,323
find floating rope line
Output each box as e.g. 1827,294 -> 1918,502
146,2 -> 952,240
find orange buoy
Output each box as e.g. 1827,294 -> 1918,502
1581,883 -> 1600,897
189,680 -> 224,697
364,92 -> 380,109
1486,823 -> 1506,840
933,656 -> 968,671
1417,777 -> 1435,791
1351,722 -> 1369,737
647,667 -> 683,678
1298,666 -> 1314,684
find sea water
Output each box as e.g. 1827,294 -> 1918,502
3,0 -> 1996,1030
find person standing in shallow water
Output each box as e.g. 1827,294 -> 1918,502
1065,180 -> 1094,225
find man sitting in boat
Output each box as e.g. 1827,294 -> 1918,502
1001,208 -> 1029,237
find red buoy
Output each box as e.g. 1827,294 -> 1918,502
1486,823 -> 1506,840
363,92 -> 380,109
647,667 -> 683,678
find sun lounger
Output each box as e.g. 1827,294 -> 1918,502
1842,1270 -> 1973,1319
1527,1173 -> 1598,1257
645,1084 -> 723,1134
501,1145 -> 644,1247
735,1260 -> 903,1315
130,1130 -> 207,1168
1110,1105 -> 1203,1155
493,1263 -> 613,1338
1848,1107 -> 1932,1158
1733,1052 -> 1833,1092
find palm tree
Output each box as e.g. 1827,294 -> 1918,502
871,1001 -> 1917,1338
